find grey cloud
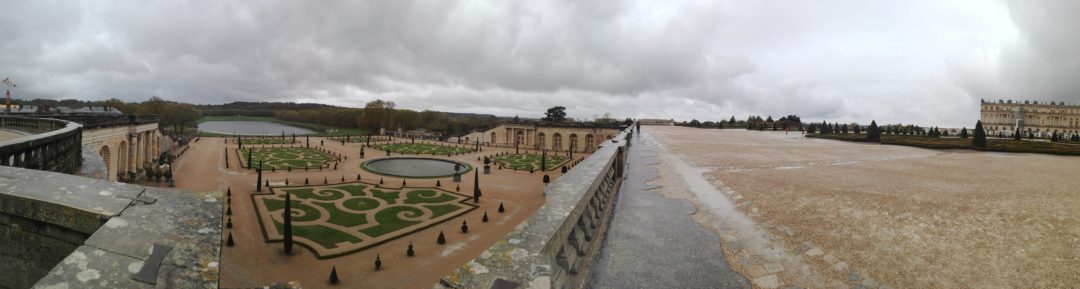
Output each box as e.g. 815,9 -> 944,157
0,1 -> 1071,126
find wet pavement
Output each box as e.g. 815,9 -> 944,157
585,131 -> 750,289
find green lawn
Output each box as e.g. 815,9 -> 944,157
807,133 -> 1080,156
327,135 -> 391,143
198,115 -> 367,137
492,153 -> 569,171
238,147 -> 337,169
372,142 -> 474,155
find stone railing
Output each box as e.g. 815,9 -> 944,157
436,126 -> 633,289
0,116 -> 83,174
29,114 -> 160,129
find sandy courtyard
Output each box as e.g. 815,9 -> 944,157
647,126 -> 1080,289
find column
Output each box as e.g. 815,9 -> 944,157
128,134 -> 136,175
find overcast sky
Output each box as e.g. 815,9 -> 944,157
1,0 -> 1077,126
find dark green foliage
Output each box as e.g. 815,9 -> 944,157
437,230 -> 446,244
473,170 -> 480,203
375,254 -> 382,270
542,106 -> 567,122
1015,129 -> 1022,140
227,232 -> 234,247
867,120 -> 881,142
960,127 -> 968,138
498,202 -> 505,213
973,121 -> 987,148
482,211 -> 489,222
461,220 -> 469,233
329,266 -> 339,284
407,242 -> 415,257
284,192 -> 293,255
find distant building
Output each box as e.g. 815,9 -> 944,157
457,122 -> 624,152
980,99 -> 1080,137
71,106 -> 123,115
638,118 -> 674,126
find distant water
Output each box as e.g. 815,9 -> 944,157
199,121 -> 316,136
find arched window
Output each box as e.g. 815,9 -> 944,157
553,133 -> 563,151
585,134 -> 594,151
536,133 -> 546,150
516,131 -> 525,146
99,146 -> 112,180
569,134 -> 578,151
491,132 -> 497,145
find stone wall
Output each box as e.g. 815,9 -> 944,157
436,126 -> 633,289
0,166 -> 221,289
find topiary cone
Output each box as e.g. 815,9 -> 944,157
375,254 -> 382,271
498,202 -> 505,213
329,266 -> 339,284
437,230 -> 446,244
407,242 -> 415,257
226,217 -> 233,229
461,220 -> 469,233
482,211 -> 489,222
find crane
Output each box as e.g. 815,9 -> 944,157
1,77 -> 16,113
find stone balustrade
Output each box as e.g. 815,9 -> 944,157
436,126 -> 633,289
0,116 -> 83,174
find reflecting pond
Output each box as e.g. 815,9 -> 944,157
362,158 -> 471,178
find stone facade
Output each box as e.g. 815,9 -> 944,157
82,122 -> 161,181
0,166 -> 221,289
980,99 -> 1080,137
459,123 -> 623,152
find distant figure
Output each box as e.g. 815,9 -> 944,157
785,127 -> 790,135
801,127 -> 805,135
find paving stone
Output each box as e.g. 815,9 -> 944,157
752,275 -> 781,289
806,248 -> 824,257
823,254 -> 839,264
746,265 -> 769,278
833,261 -> 849,272
764,262 -> 785,274
860,276 -> 877,287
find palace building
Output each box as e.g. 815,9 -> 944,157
458,122 -> 624,152
980,99 -> 1080,137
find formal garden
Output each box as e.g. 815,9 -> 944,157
492,153 -> 568,171
327,135 -> 391,143
252,183 -> 477,258
237,147 -> 339,169
238,137 -> 297,145
372,142 -> 474,155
